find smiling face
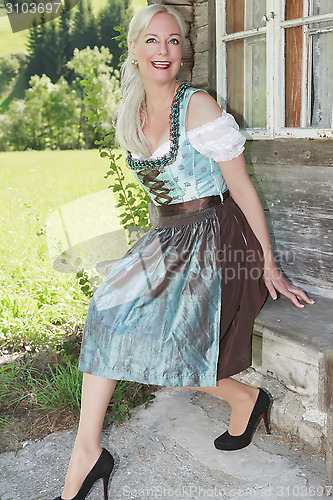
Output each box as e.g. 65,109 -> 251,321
130,12 -> 183,84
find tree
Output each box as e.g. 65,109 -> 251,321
43,22 -> 61,83
23,13 -> 49,86
0,46 -> 121,152
85,0 -> 99,50
58,8 -> 75,83
98,0 -> 132,67
72,0 -> 98,51
0,74 -> 81,151
0,55 -> 20,95
67,46 -> 121,148
24,21 -> 41,85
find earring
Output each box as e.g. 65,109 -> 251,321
180,61 -> 184,67
132,59 -> 138,66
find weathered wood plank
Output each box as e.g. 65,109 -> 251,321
244,139 -> 333,167
247,162 -> 333,290
208,0 -> 216,95
193,2 -> 208,28
148,1 -> 193,20
148,0 -> 194,5
190,25 -> 208,52
168,0 -> 194,4
181,37 -> 193,59
248,164 -> 333,216
191,51 -> 208,87
177,64 -> 192,82
263,214 -> 333,289
174,5 -> 193,22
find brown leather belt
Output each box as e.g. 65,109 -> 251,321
156,190 -> 230,217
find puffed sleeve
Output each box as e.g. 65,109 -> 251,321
187,111 -> 246,162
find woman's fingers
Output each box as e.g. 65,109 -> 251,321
263,273 -> 278,300
286,285 -> 315,304
265,280 -> 278,300
264,271 -> 316,308
278,285 -> 305,307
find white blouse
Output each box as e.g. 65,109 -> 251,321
133,111 -> 246,163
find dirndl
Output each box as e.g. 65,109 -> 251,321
78,191 -> 268,387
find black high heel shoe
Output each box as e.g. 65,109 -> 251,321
54,448 -> 115,500
214,387 -> 272,451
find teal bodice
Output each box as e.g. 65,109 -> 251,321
126,84 -> 229,206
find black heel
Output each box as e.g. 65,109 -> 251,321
102,473 -> 109,500
262,404 -> 271,434
214,387 -> 273,451
53,448 -> 115,500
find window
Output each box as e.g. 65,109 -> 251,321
216,0 -> 333,138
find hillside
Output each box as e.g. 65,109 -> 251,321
0,0 -> 146,57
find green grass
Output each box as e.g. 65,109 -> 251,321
0,348 -> 158,449
0,149 -> 136,350
0,14 -> 27,56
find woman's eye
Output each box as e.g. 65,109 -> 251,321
146,38 -> 156,43
169,39 -> 180,44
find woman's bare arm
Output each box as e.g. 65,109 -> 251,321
217,154 -> 314,308
187,91 -> 315,308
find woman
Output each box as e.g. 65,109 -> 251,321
54,4 -> 314,500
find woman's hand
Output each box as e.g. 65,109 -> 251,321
263,264 -> 315,308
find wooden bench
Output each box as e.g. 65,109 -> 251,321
245,138 -> 333,485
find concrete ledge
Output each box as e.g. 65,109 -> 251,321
252,293 -> 333,485
255,294 -> 333,354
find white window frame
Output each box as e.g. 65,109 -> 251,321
216,0 -> 333,139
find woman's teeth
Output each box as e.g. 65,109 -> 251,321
151,62 -> 171,69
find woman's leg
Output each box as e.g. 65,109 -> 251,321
184,377 -> 259,436
61,373 -> 117,500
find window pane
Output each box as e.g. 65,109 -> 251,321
312,0 -> 333,16
309,0 -> 333,127
311,31 -> 333,128
285,26 -> 303,127
227,35 -> 266,128
226,39 -> 244,123
244,0 -> 266,30
226,0 -> 266,34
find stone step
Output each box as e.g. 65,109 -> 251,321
242,293 -> 333,484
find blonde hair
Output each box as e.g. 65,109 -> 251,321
114,4 -> 187,159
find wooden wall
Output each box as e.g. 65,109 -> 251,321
245,140 -> 333,293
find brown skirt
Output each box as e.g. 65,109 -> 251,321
155,191 -> 268,381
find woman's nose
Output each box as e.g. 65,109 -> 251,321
158,42 -> 168,55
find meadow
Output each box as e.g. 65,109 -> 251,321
0,148 -> 137,350
0,149 -> 159,450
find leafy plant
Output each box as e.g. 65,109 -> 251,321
113,25 -> 129,68
80,26 -> 152,246
0,353 -> 158,438
31,362 -> 83,412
